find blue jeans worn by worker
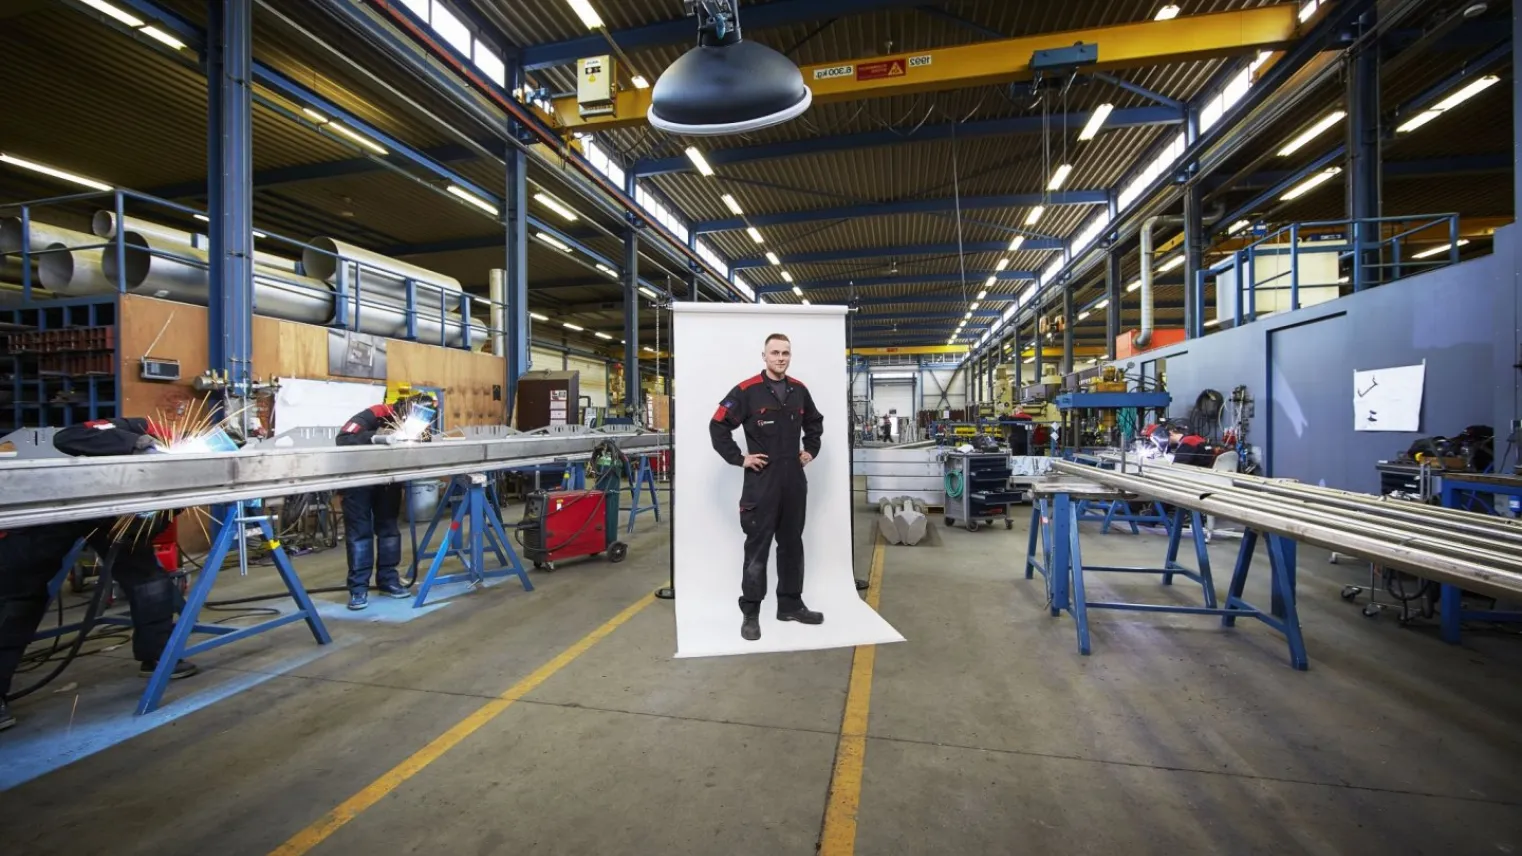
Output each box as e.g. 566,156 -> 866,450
341,485 -> 403,595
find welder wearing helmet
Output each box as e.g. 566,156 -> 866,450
335,390 -> 436,610
710,333 -> 825,642
1164,420 -> 1214,467
0,418 -> 200,732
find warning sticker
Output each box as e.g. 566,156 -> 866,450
813,64 -> 855,80
856,58 -> 907,81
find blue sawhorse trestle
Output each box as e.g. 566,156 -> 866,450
139,501 -> 332,714
1074,498 -> 1174,535
1435,478 -> 1522,644
625,454 -> 662,533
412,472 -> 533,607
1029,490 -> 1308,670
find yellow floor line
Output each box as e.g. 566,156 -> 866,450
269,591 -> 657,856
818,537 -> 887,856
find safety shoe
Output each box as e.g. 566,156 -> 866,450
378,582 -> 411,599
140,660 -> 200,680
0,700 -> 15,732
348,590 -> 370,611
777,608 -> 825,625
741,615 -> 761,641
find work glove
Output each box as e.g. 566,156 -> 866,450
134,433 -> 161,453
371,433 -> 397,445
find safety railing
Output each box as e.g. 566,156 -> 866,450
0,188 -> 504,353
1202,213 -> 1464,329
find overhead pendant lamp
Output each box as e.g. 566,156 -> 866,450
647,0 -> 813,136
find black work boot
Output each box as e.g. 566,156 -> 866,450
778,606 -> 824,625
0,700 -> 15,732
378,582 -> 410,599
741,614 -> 760,641
140,660 -> 200,680
348,590 -> 370,611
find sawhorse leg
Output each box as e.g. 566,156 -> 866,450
412,474 -> 533,607
139,503 -> 331,715
625,455 -> 662,534
1265,533 -> 1309,670
1063,496 -> 1092,655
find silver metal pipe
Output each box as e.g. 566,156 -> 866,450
1135,468 -> 1522,573
91,211 -> 197,248
1049,461 -> 1522,602
1220,477 -> 1522,545
302,237 -> 462,304
37,243 -> 115,295
1136,216 -> 1159,347
0,217 -> 96,257
489,267 -> 507,357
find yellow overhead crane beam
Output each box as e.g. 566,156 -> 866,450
849,345 -> 969,356
546,5 -> 1301,132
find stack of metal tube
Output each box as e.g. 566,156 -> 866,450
1048,459 -> 1522,603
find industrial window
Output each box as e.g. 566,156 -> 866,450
474,40 -> 506,87
429,1 -> 472,57
401,0 -> 430,21
732,274 -> 754,300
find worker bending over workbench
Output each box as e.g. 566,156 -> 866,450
0,418 -> 202,732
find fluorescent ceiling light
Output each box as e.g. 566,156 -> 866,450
1280,167 -> 1341,201
1395,110 -> 1443,134
976,289 -> 988,300
1155,5 -> 1181,21
995,258 -> 1010,271
563,322 -> 585,331
746,227 -> 764,243
596,263 -> 617,276
1079,103 -> 1114,141
1278,110 -> 1345,156
534,192 -> 579,221
1025,206 -> 1044,225
801,299 -> 810,305
984,276 -> 997,288
1094,298 -> 1108,310
594,331 -> 613,340
631,75 -> 650,89
1432,75 -> 1500,112
1008,235 -> 1025,251
448,184 -> 498,214
1227,219 -> 1251,235
1298,1 -> 1319,23
970,302 -> 980,310
0,153 -> 112,191
765,251 -> 781,265
639,285 -> 659,298
1412,239 -> 1470,259
964,311 -> 973,319
530,312 -> 549,321
533,231 -> 572,252
140,26 -> 185,50
643,346 -> 656,353
780,271 -> 793,282
252,230 -> 267,239
792,285 -> 803,296
565,0 -> 604,30
326,123 -> 388,155
1126,279 -> 1141,292
684,146 -> 715,176
82,0 -> 144,26
721,194 -> 743,215
1157,254 -> 1185,272
1077,311 -> 1090,321
1047,164 -> 1073,191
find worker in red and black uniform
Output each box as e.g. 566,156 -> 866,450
1164,420 -> 1215,467
710,333 -> 825,642
335,391 -> 436,611
0,418 -> 199,732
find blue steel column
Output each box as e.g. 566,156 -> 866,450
503,67 -> 530,421
1106,250 -> 1122,358
1183,183 -> 1203,339
623,230 -> 640,412
207,0 -> 253,396
1346,9 -> 1381,292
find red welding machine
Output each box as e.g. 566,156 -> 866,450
519,488 -> 628,570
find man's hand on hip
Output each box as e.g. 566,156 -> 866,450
799,451 -> 814,466
743,453 -> 769,471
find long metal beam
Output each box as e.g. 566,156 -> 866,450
632,107 -> 1184,177
698,191 -> 1107,234
757,271 -> 1037,294
519,0 -> 916,70
0,431 -> 668,529
733,241 -> 1058,270
546,5 -> 1301,131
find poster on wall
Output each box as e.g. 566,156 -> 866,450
274,378 -> 385,432
671,303 -> 904,658
1353,362 -> 1425,432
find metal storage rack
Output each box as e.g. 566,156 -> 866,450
1,297 -> 119,431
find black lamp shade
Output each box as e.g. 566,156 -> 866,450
648,40 -> 812,135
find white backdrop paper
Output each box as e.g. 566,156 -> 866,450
275,377 -> 385,432
1353,363 -> 1425,432
672,304 -> 903,658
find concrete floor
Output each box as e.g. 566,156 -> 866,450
3,494 -> 1522,855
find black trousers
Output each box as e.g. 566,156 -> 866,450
738,468 -> 807,616
0,522 -> 179,699
342,485 -> 403,594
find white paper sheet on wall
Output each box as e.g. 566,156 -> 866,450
275,377 -> 386,432
1353,363 -> 1425,432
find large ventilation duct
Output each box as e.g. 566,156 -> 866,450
1136,217 -> 1159,348
488,268 -> 506,357
303,237 -> 462,306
